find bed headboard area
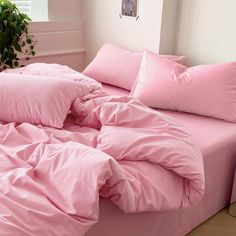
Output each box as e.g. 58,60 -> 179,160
174,0 -> 236,66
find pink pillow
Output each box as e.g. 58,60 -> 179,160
0,73 -> 93,128
132,51 -> 236,122
83,44 -> 186,90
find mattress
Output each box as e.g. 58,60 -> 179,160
85,84 -> 236,236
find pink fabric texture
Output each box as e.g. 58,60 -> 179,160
87,107 -> 236,236
0,64 -> 205,236
0,97 -> 204,236
3,63 -> 79,76
132,51 -> 236,122
83,44 -> 186,90
3,62 -> 101,88
86,84 -> 236,236
0,73 -> 101,128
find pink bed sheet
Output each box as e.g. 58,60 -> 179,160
85,84 -> 236,236
101,83 -> 130,96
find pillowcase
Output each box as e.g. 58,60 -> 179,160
0,73 -> 92,128
83,43 -> 186,90
132,51 -> 236,122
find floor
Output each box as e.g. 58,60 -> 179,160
188,208 -> 236,236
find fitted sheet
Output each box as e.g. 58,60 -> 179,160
85,84 -> 236,236
102,83 -> 236,152
102,83 -> 130,96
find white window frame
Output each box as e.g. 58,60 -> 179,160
11,0 -> 48,22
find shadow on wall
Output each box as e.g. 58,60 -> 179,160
174,0 -> 236,65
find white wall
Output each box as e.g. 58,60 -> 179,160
27,21 -> 85,71
29,0 -> 236,70
84,0 -> 165,64
175,0 -> 236,65
49,0 -> 83,21
25,0 -> 85,71
159,0 -> 179,55
31,0 -> 48,21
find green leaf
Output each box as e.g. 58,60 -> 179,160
14,61 -> 19,67
14,42 -> 21,52
26,38 -> 31,44
5,59 -> 13,67
0,0 -> 36,68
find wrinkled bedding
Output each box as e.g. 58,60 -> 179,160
0,67 -> 205,236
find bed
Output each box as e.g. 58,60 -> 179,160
85,83 -> 236,236
1,61 -> 236,236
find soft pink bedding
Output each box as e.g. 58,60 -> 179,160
132,51 -> 236,122
0,73 -> 97,128
87,110 -> 236,236
86,83 -> 236,236
99,83 -> 130,96
0,67 -> 205,236
83,44 -> 186,90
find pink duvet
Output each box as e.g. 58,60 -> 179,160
0,67 -> 205,236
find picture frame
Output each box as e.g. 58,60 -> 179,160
121,0 -> 139,18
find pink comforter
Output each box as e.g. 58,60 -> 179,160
0,70 -> 205,236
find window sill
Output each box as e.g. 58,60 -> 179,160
19,48 -> 86,59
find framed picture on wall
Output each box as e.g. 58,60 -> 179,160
121,0 -> 139,18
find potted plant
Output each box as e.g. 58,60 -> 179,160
0,0 -> 36,71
